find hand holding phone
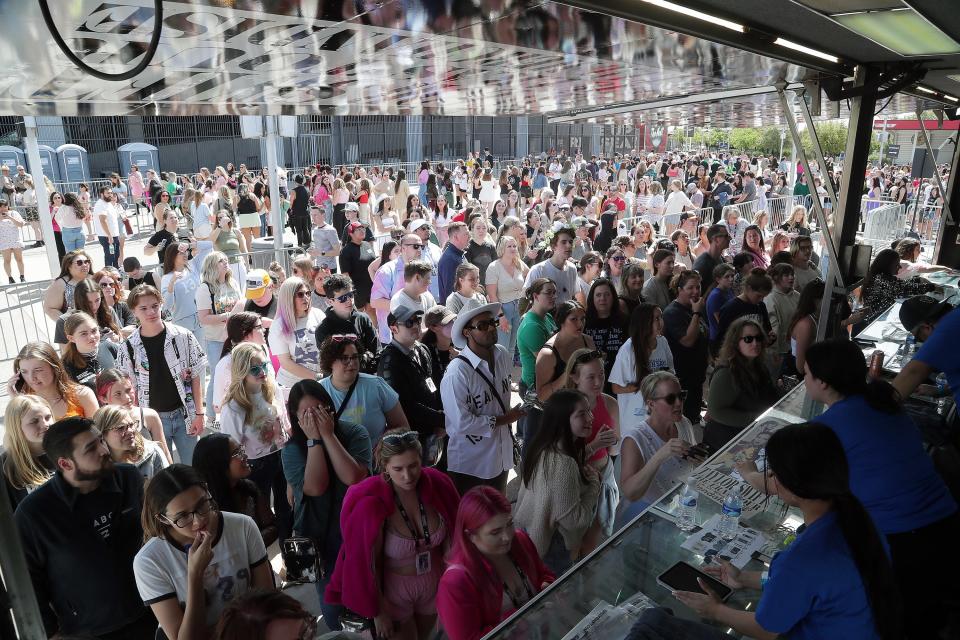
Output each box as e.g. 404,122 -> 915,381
657,561 -> 733,601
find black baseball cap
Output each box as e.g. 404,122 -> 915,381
899,295 -> 953,333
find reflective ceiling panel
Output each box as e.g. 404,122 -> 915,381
0,0 -> 925,125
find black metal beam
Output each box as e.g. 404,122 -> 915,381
934,129 -> 960,269
835,66 -> 879,262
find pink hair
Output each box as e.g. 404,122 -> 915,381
447,486 -> 536,600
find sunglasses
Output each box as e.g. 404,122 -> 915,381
248,362 -> 270,377
404,243 -> 424,250
294,290 -> 311,299
331,333 -> 358,342
653,391 -> 688,405
73,259 -> 91,266
330,290 -> 355,303
611,255 -> 626,262
381,430 -> 420,445
740,334 -> 762,344
231,445 -> 248,460
467,314 -> 504,331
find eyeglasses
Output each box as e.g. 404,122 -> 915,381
337,354 -> 361,364
330,290 -> 355,303
231,445 -> 248,460
99,282 -> 116,289
653,391 -> 687,405
381,430 -> 419,445
294,290 -> 311,299
110,421 -> 138,434
248,362 -> 270,377
740,334 -> 762,344
404,243 -> 424,250
331,333 -> 358,343
160,497 -> 218,529
467,314 -> 504,331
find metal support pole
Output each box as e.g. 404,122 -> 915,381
777,88 -> 844,341
835,66 -> 879,254
0,468 -> 47,639
265,116 -> 284,264
795,90 -> 840,222
23,116 -> 58,276
915,110 -> 954,229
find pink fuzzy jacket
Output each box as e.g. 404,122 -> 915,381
324,468 -> 460,617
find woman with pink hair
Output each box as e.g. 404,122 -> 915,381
436,487 -> 555,640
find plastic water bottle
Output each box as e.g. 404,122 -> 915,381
902,334 -> 916,360
936,373 -> 948,414
677,479 -> 699,532
717,484 -> 743,540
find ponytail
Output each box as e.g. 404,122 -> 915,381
832,493 -> 903,640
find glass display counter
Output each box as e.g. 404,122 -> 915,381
487,384 -> 822,640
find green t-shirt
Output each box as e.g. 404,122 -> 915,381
517,311 -> 557,387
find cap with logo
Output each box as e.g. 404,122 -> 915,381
245,269 -> 272,300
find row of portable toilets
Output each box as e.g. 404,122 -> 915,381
0,142 -> 161,186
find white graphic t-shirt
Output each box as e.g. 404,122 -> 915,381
268,307 -> 325,387
134,512 -> 268,627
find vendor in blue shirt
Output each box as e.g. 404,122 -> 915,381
674,423 -> 901,640
742,338 -> 958,640
893,295 -> 958,407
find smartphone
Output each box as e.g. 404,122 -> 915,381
14,372 -> 25,392
683,442 -> 713,460
656,561 -> 733,601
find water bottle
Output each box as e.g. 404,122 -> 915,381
677,479 -> 699,532
903,334 -> 916,359
717,484 -> 743,540
936,372 -> 948,414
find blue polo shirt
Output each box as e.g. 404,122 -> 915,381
816,395 -> 956,534
915,306 -> 960,403
756,511 -> 879,639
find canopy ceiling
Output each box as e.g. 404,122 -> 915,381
0,0 -> 948,126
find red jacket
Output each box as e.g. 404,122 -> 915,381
436,530 -> 555,640
324,468 -> 460,617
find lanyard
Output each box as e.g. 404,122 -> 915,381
393,488 -> 431,551
501,557 -> 535,609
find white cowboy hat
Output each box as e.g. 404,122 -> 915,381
451,302 -> 502,350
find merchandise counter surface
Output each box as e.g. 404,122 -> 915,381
487,384 -> 820,640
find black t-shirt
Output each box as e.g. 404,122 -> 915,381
244,296 -> 277,342
662,300 -> 709,383
64,342 -> 119,392
141,329 -> 182,412
148,229 -> 176,256
464,240 -> 498,283
692,252 -> 720,287
291,185 -> 310,217
584,313 -> 628,393
74,487 -> 123,541
127,272 -> 157,291
716,296 -> 772,346
339,241 -> 375,298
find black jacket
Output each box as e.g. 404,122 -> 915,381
377,341 -> 444,438
14,464 -> 146,637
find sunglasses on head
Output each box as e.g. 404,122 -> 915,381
330,290 -> 355,303
381,430 -> 420,445
331,333 -> 358,343
574,349 -> 604,364
740,334 -> 762,344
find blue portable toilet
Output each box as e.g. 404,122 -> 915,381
56,144 -> 90,184
117,142 -> 159,178
0,145 -> 25,172
31,144 -> 61,182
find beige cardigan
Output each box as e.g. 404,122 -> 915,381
514,447 -> 602,558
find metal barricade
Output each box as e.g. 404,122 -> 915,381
862,202 -> 907,252
0,279 -> 55,361
767,195 -> 804,230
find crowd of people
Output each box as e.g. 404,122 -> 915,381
1,148 -> 958,640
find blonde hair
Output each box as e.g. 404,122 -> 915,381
496,234 -> 524,271
2,395 -> 54,490
374,428 -> 423,472
93,404 -> 145,464
223,343 -> 276,417
790,205 -> 808,225
200,251 -> 237,298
